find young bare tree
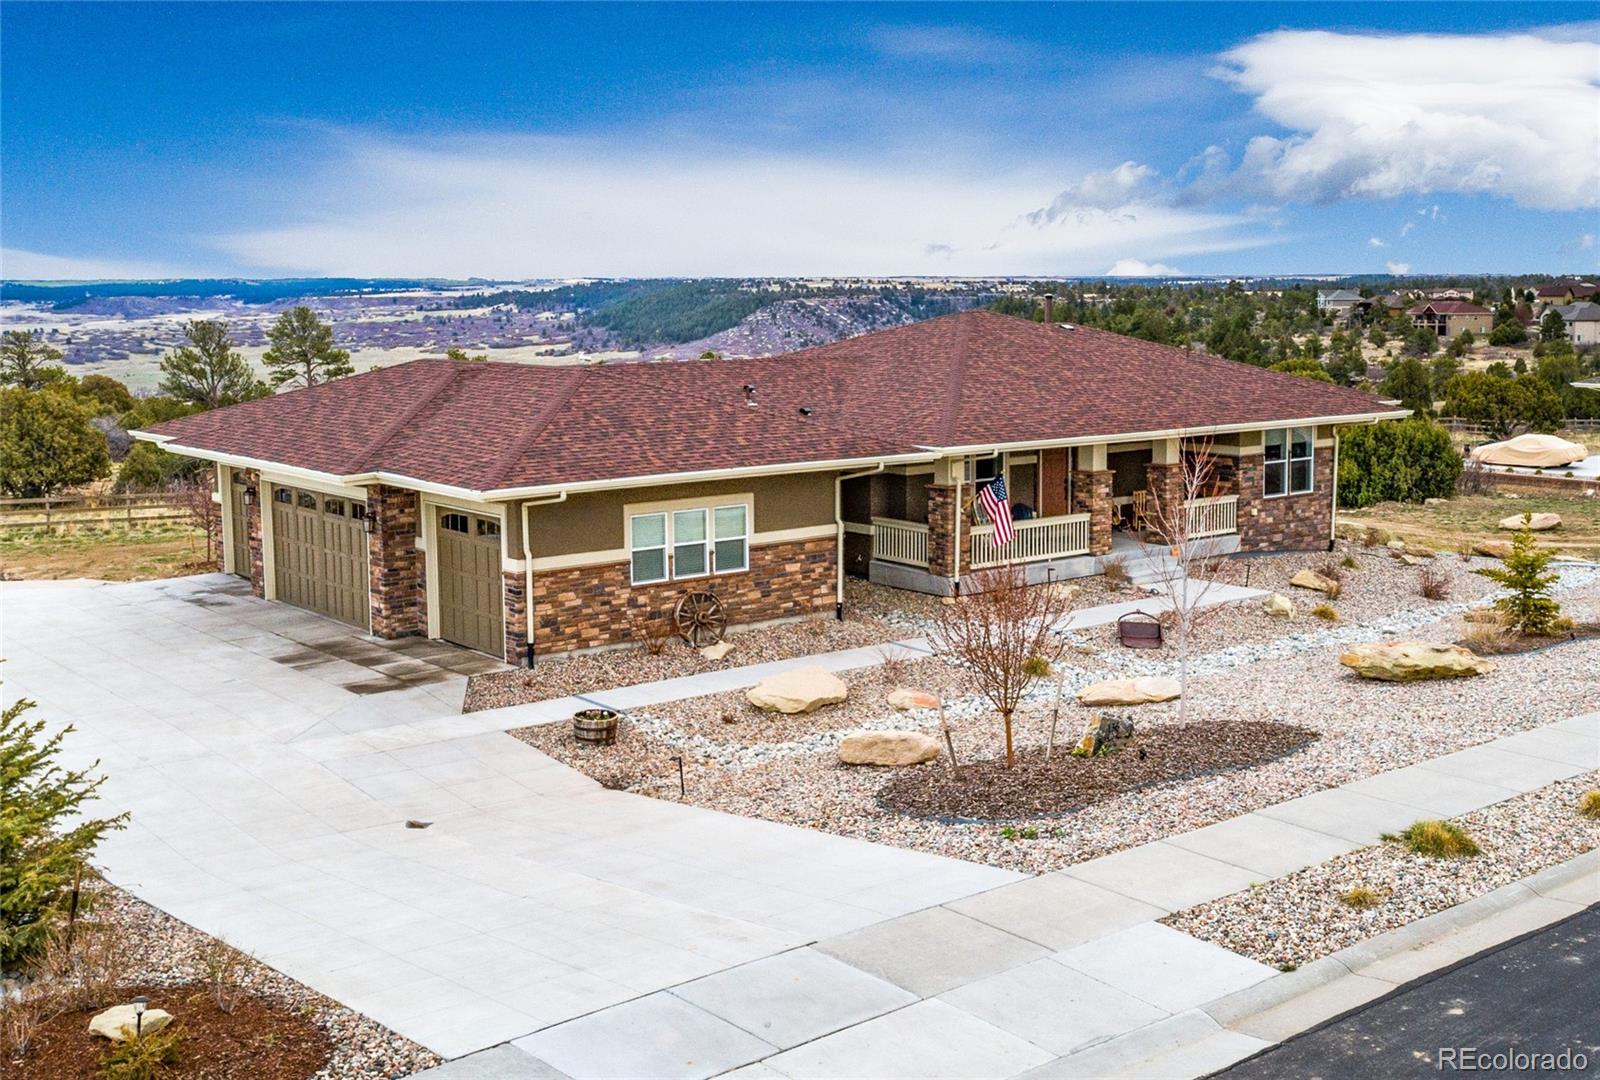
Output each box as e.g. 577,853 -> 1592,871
171,474 -> 221,565
930,565 -> 1072,765
1140,442 -> 1240,723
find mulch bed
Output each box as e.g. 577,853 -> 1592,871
9,983 -> 331,1080
875,720 -> 1320,821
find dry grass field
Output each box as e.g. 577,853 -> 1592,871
0,525 -> 212,581
1340,493 -> 1600,559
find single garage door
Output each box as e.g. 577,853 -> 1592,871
436,510 -> 504,657
271,486 -> 369,628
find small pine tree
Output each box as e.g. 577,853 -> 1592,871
0,698 -> 128,967
1474,517 -> 1561,636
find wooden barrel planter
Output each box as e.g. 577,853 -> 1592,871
572,708 -> 620,747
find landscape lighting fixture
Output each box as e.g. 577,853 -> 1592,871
131,996 -> 148,1037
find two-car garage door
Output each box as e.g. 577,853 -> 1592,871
271,485 -> 370,628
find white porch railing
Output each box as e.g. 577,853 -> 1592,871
1185,494 -> 1239,539
970,512 -> 1092,569
872,517 -> 929,568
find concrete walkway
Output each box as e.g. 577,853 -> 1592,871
5,575 -> 1588,1079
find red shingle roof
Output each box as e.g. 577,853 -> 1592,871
145,310 -> 1400,494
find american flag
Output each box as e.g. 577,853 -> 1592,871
978,476 -> 1015,547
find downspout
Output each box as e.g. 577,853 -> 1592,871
519,491 -> 568,667
1329,429 -> 1341,552
835,462 -> 887,618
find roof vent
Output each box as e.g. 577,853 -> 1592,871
1059,323 -> 1075,331
798,406 -> 813,417
743,383 -> 758,407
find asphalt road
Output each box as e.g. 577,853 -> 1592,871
1214,904 -> 1600,1079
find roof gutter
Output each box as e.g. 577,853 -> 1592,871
919,411 -> 1411,457
520,490 -> 569,668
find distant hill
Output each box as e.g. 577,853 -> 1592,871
0,277 -> 491,309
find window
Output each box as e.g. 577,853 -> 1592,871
967,454 -> 1001,483
441,512 -> 469,533
351,503 -> 367,521
1264,427 -> 1315,497
672,508 -> 708,578
630,513 -> 668,584
273,488 -> 292,504
476,518 -> 501,538
713,504 -> 748,573
296,491 -> 317,509
324,498 -> 345,516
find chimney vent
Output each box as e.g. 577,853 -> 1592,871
798,406 -> 813,417
742,383 -> 758,407
1042,293 -> 1055,323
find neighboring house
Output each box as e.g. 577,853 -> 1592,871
1315,289 -> 1364,319
1407,300 -> 1493,339
1371,292 -> 1407,318
1534,281 -> 1599,309
1552,301 -> 1600,347
1426,288 -> 1476,302
137,311 -> 1404,663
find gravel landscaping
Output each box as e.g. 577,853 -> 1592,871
1163,771 -> 1600,970
509,560 -> 1600,876
1,884 -> 440,1080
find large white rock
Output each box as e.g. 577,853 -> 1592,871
89,1004 -> 174,1042
746,665 -> 848,714
699,641 -> 734,661
1498,512 -> 1561,532
1338,641 -> 1496,682
1290,569 -> 1340,595
1076,675 -> 1182,707
1263,593 -> 1295,618
839,730 -> 941,766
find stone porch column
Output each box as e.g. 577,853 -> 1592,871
240,468 -> 266,598
367,485 -> 426,639
1071,444 -> 1113,556
1142,437 -> 1186,542
924,483 -> 959,579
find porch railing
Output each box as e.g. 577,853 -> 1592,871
970,512 -> 1092,569
871,517 -> 929,568
1185,494 -> 1239,539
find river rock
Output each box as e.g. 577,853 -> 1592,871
1290,569 -> 1340,595
1386,538 -> 1408,551
1263,593 -> 1295,618
1074,713 -> 1136,756
747,666 -> 848,714
1498,512 -> 1561,531
839,730 -> 941,766
1076,675 -> 1181,707
699,641 -> 734,661
89,1004 -> 174,1042
886,687 -> 941,711
1338,641 -> 1496,682
1473,540 -> 1513,559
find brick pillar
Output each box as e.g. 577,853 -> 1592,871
1039,448 -> 1070,517
1071,469 -> 1113,555
206,478 -> 226,573
242,468 -> 265,597
1142,462 -> 1185,542
503,569 -> 527,666
925,484 -> 959,579
367,485 -> 425,638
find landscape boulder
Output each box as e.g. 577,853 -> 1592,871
1073,713 -> 1136,756
89,1004 -> 174,1043
1076,675 -> 1181,707
1404,545 -> 1436,559
1338,641 -> 1496,682
886,687 -> 941,711
699,641 -> 734,661
1386,539 -> 1408,551
1473,540 -> 1513,559
747,666 -> 848,713
839,730 -> 941,766
1263,593 -> 1295,618
1290,569 -> 1340,595
1497,512 -> 1561,532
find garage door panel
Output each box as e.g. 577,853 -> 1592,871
271,486 -> 370,630
438,511 -> 504,658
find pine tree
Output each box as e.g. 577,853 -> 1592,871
0,329 -> 66,390
1474,518 -> 1562,636
1,698 -> 128,967
261,306 -> 352,389
159,319 -> 260,408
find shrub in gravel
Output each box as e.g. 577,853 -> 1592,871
1579,790 -> 1600,820
1340,554 -> 1359,570
1475,523 -> 1561,636
1311,603 -> 1340,622
1385,819 -> 1481,858
1339,885 -> 1384,909
1418,564 -> 1451,600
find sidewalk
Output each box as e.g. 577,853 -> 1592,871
415,711 -> 1598,1079
296,580 -> 1264,761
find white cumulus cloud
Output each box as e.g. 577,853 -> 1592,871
1214,27 -> 1600,210
1368,237 -> 1387,247
0,247 -> 191,280
1105,259 -> 1183,276
1386,260 -> 1412,275
1028,161 -> 1158,223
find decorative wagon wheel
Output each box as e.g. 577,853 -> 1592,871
674,590 -> 727,648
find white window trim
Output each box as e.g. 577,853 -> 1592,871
711,503 -> 750,575
671,507 -> 710,581
1263,426 -> 1316,499
628,511 -> 670,585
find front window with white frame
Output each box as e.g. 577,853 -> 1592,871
1264,427 -> 1315,497
629,502 -> 749,584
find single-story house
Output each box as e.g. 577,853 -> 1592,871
1315,289 -> 1364,319
137,311 -> 1405,663
1407,300 -> 1492,339
1552,301 -> 1600,347
1534,281 -> 1599,309
1371,292 -> 1407,318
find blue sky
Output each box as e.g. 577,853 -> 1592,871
3,3 -> 1596,280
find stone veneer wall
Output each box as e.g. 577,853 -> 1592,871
241,468 -> 265,597
1140,462 -> 1185,540
529,536 -> 835,655
503,570 -> 528,666
1070,469 -> 1113,555
1235,452 -> 1336,552
924,484 -> 958,578
367,484 -> 426,638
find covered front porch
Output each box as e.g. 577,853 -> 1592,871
844,437 -> 1242,595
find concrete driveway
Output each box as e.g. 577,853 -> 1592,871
1,575 -> 1017,1060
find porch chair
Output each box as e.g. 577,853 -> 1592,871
1130,489 -> 1152,533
